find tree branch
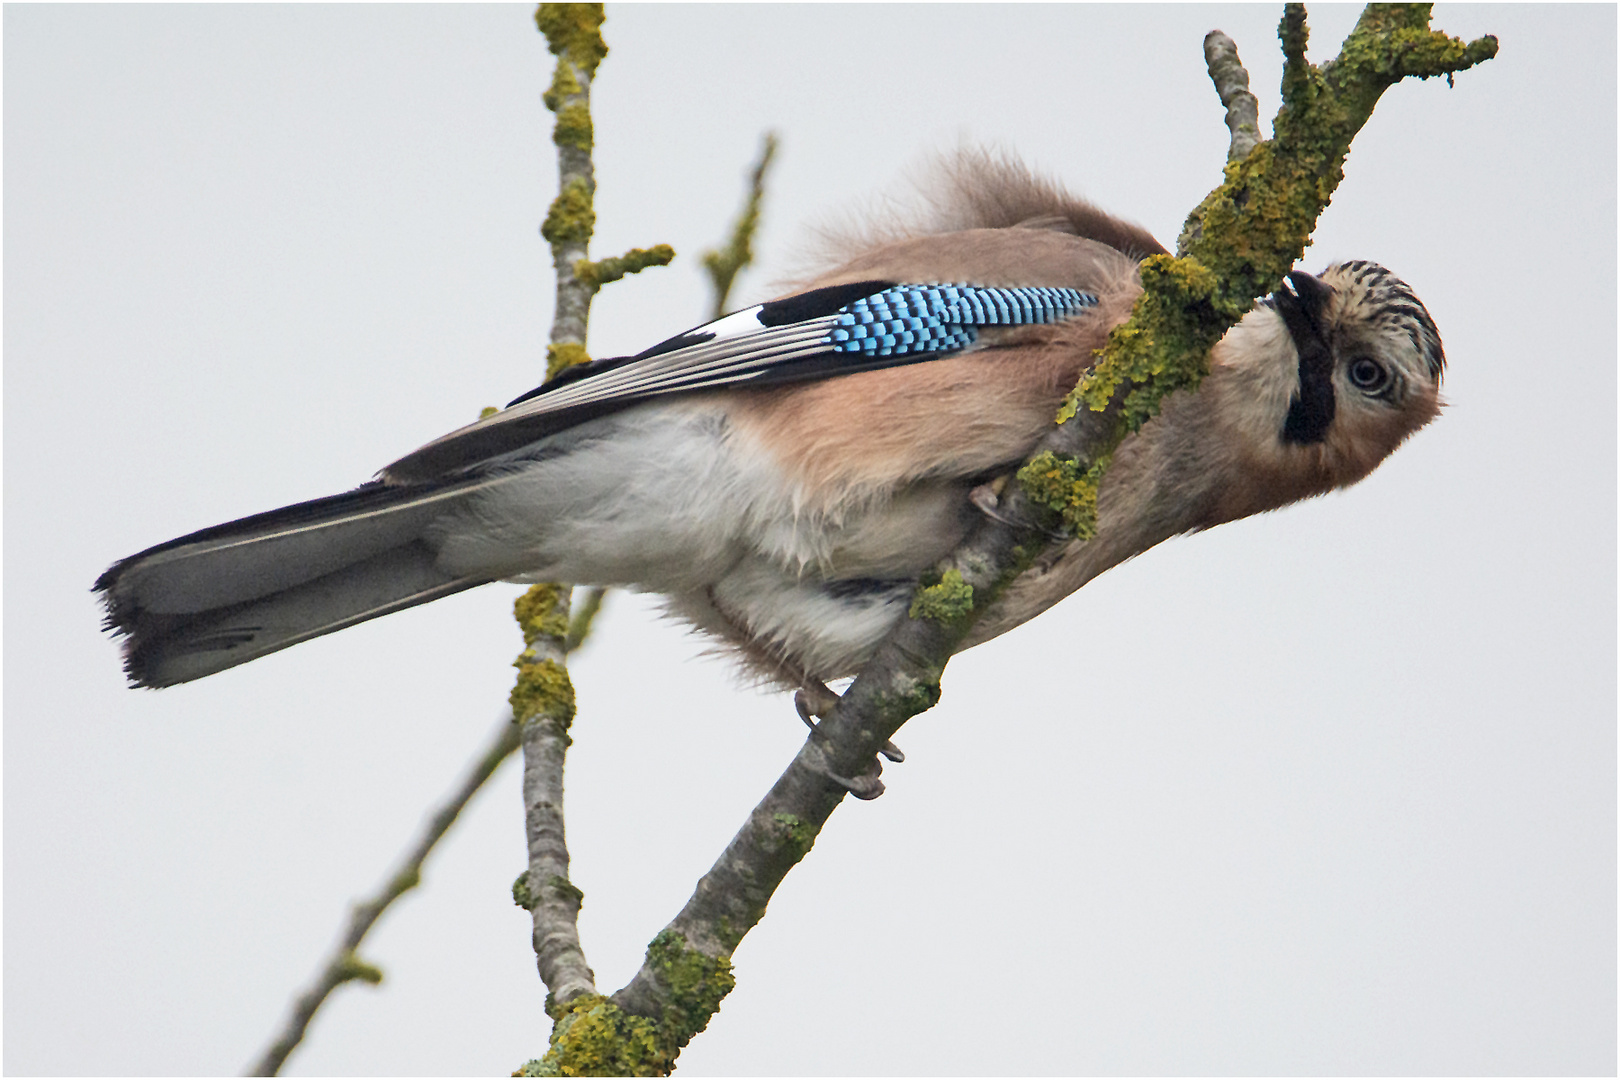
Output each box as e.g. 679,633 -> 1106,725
564,585 -> 608,653
511,585 -> 596,1010
1204,30 -> 1262,161
520,0 -> 681,1044
574,6 -> 1496,1073
701,132 -> 779,319
536,3 -> 605,380
246,720 -> 521,1076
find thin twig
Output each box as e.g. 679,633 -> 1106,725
511,584 -> 596,1007
564,585 -> 607,653
1204,30 -> 1262,161
246,720 -> 522,1076
701,132 -> 779,319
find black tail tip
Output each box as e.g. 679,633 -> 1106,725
94,566 -> 165,690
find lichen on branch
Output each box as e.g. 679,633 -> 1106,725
525,933 -> 735,1077
535,2 -> 672,377
574,245 -> 677,292
1177,3 -> 1498,304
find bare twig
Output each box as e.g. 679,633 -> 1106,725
564,585 -> 607,653
511,585 -> 596,1008
701,132 -> 779,319
246,720 -> 522,1076
1204,30 -> 1262,161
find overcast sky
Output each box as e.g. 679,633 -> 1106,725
6,4 -> 1614,1075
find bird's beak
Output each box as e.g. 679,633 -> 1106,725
1273,270 -> 1339,444
1271,270 -> 1333,361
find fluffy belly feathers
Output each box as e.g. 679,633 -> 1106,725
429,399 -> 979,680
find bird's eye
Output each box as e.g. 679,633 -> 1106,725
1348,356 -> 1390,392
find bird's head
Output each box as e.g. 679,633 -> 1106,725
1206,260 -> 1445,509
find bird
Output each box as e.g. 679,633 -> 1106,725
96,153 -> 1445,709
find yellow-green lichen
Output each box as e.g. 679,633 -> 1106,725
509,870 -> 582,915
515,584 -> 571,646
552,102 -> 594,152
535,4 -> 608,79
908,568 -> 974,625
528,994 -> 664,1077
513,871 -> 534,911
644,930 -> 735,1054
524,933 -> 734,1076
573,245 -> 676,291
1016,451 -> 1111,540
541,59 -> 582,114
1063,255 -> 1219,432
511,657 -> 576,728
1177,7 -> 1495,309
549,874 -> 585,907
546,343 -> 591,381
480,405 -> 500,420
511,587 -> 576,728
542,177 -> 596,249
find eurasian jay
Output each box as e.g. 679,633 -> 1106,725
96,154 -> 1445,696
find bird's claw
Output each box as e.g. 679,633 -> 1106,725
802,736 -> 887,799
823,764 -> 886,800
971,480 -> 1071,542
969,481 -> 1018,525
794,686 -> 835,724
796,686 -> 901,796
796,687 -> 904,763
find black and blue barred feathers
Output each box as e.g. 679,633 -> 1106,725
825,284 -> 1096,358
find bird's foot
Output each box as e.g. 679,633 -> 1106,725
969,479 -> 1018,525
795,684 -> 901,798
795,685 -> 904,763
970,478 -> 1071,542
793,684 -> 839,722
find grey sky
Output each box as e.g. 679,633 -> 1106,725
5,4 -> 1614,1075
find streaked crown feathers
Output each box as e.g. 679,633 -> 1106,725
1321,259 -> 1445,381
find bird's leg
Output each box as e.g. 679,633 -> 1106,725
792,680 -> 840,722
702,588 -> 900,799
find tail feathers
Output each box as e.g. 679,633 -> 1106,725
97,479 -> 498,687
116,542 -> 489,687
